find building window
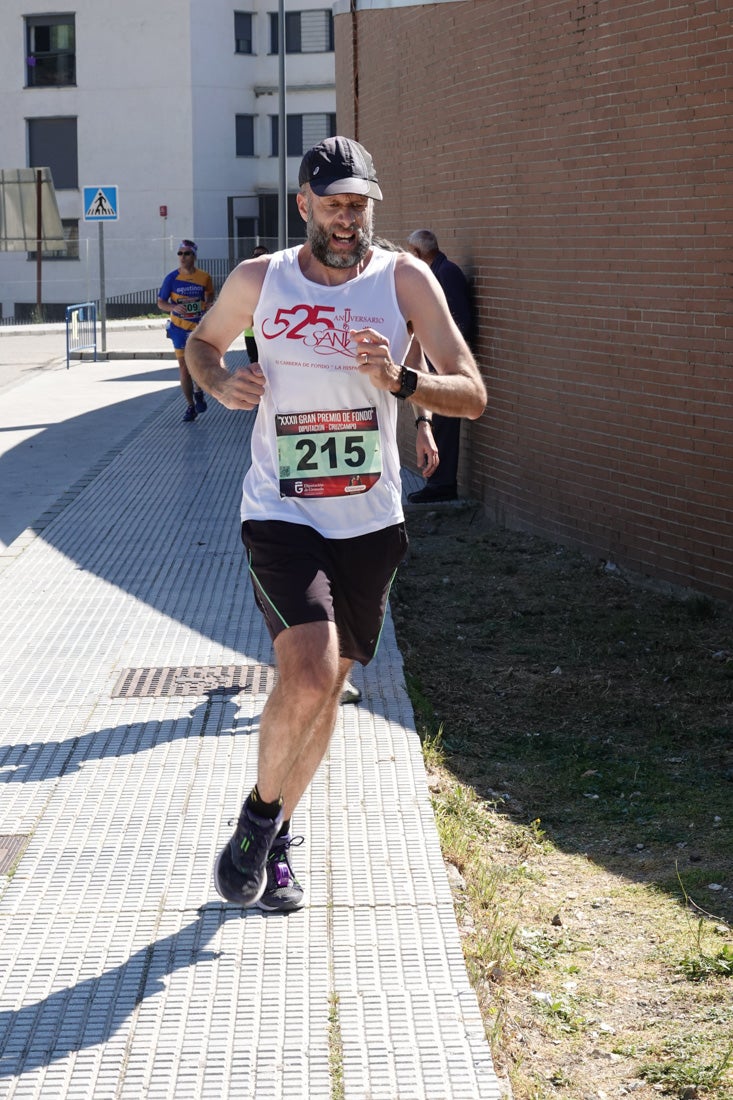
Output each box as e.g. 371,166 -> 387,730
269,9 -> 334,54
28,218 -> 79,261
25,14 -> 75,87
271,113 -> 337,157
236,216 -> 260,260
258,193 -> 304,241
235,114 -> 255,157
28,117 -> 78,190
234,12 -> 253,54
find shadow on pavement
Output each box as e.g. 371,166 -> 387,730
0,907 -> 247,1078
0,371 -> 178,548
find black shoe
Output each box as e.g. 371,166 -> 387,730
256,834 -> 305,912
214,804 -> 283,906
193,390 -> 208,414
182,403 -> 197,423
407,485 -> 457,504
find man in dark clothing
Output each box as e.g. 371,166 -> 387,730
406,230 -> 473,503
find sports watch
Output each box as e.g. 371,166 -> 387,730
392,365 -> 419,400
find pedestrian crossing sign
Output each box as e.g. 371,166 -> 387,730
83,185 -> 119,221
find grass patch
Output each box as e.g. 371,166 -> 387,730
328,992 -> 344,1100
639,1041 -> 733,1095
393,503 -> 733,1099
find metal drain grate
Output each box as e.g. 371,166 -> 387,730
111,663 -> 276,699
0,835 -> 30,875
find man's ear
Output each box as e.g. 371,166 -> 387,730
295,190 -> 309,224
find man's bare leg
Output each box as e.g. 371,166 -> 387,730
256,621 -> 351,816
177,354 -> 194,404
213,620 -> 352,908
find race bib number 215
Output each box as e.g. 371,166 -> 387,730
276,407 -> 382,499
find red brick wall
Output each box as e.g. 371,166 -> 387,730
335,0 -> 733,602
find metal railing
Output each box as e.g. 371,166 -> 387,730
65,301 -> 97,369
3,235 -> 306,326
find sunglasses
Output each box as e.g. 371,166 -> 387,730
177,250 -> 193,256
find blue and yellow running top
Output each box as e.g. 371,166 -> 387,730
158,267 -> 214,337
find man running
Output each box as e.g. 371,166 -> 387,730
158,240 -> 214,422
187,137 -> 486,912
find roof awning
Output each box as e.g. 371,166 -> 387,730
0,167 -> 65,251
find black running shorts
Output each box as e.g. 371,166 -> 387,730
241,519 -> 408,665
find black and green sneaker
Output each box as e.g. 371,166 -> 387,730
214,804 -> 283,906
256,834 -> 305,913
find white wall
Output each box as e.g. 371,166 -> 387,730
190,3 -> 336,252
0,0 -> 193,314
0,0 -> 336,318
77,1 -> 193,297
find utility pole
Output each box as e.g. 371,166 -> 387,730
277,0 -> 287,249
35,169 -> 43,320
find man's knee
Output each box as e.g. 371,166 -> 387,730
275,622 -> 341,698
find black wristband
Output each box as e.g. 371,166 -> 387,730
415,415 -> 433,427
392,365 -> 419,400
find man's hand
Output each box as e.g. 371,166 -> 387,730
210,364 -> 266,411
416,421 -> 439,478
351,328 -> 401,393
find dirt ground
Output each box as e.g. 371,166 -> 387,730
391,502 -> 733,1100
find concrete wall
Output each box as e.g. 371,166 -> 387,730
0,1 -> 335,316
190,5 -> 335,242
0,0 -> 191,313
336,0 -> 733,602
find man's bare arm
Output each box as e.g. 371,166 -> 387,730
404,337 -> 439,478
186,259 -> 268,410
353,255 -> 486,419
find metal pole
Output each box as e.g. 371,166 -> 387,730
277,0 -> 287,249
35,169 -> 43,320
98,221 -> 107,355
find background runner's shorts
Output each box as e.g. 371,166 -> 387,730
166,321 -> 192,351
241,519 -> 408,666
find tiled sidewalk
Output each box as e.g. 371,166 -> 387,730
0,354 -> 498,1099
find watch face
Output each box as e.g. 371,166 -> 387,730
402,367 -> 418,396
394,366 -> 418,399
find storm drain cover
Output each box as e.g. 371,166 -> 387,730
0,835 -> 30,875
111,664 -> 276,699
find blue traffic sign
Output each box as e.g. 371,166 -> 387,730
83,185 -> 119,221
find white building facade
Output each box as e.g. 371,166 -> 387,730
0,1 -> 336,320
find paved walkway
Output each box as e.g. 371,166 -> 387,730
0,326 -> 498,1099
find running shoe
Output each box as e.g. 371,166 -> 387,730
407,484 -> 457,504
194,390 -> 208,414
214,804 -> 283,906
182,403 -> 197,422
340,680 -> 362,705
256,834 -> 305,912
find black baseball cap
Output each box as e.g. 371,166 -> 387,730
298,136 -> 383,201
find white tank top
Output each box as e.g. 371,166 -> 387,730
242,245 -> 411,538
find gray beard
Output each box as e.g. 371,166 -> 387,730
307,209 -> 373,269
